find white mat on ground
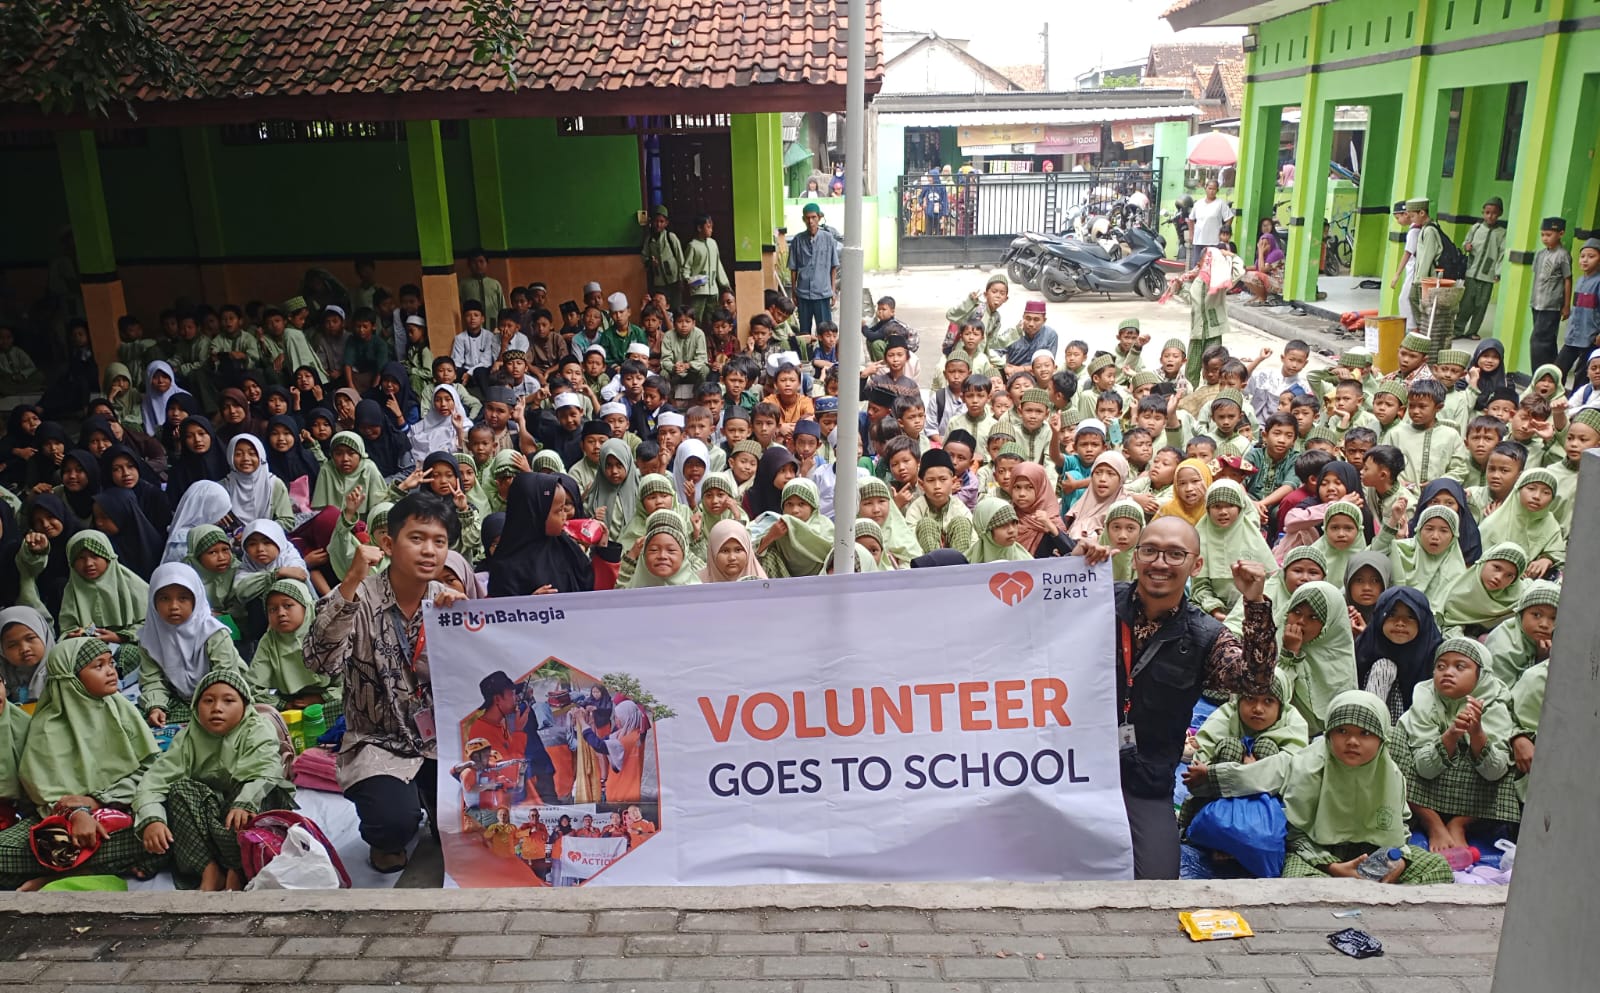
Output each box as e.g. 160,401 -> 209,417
125,789 -> 415,891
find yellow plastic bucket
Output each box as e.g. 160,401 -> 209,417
1365,316 -> 1406,374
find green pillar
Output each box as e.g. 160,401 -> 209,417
407,119 -> 460,354
55,130 -> 116,274
1379,0 -> 1438,316
1281,4 -> 1329,304
1232,48 -> 1281,256
179,127 -> 226,258
1449,87 -> 1506,229
1351,97 -> 1400,278
407,120 -> 455,268
55,129 -> 125,366
1150,120 -> 1189,256
730,114 -> 764,265
766,113 -> 784,242
1496,7 -> 1587,371
467,120 -> 509,252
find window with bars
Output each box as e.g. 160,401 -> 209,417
558,114 -> 731,136
218,120 -> 461,144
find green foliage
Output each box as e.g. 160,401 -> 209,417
601,672 -> 677,721
464,0 -> 527,88
1101,74 -> 1141,88
0,0 -> 208,118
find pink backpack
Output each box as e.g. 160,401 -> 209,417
237,810 -> 352,887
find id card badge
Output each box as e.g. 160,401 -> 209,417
1118,723 -> 1138,749
413,707 -> 437,744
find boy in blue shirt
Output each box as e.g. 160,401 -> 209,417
1057,419 -> 1108,512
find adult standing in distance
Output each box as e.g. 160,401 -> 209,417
304,492 -> 467,874
1114,516 -> 1277,879
1187,178 -> 1233,268
789,203 -> 842,346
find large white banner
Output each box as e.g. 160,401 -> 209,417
427,559 -> 1132,887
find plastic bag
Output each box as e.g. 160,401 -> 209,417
244,824 -> 343,890
1185,794 -> 1287,879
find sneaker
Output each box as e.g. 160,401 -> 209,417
1365,657 -> 1397,706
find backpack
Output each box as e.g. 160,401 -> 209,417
238,810 -> 352,887
1428,223 -> 1468,280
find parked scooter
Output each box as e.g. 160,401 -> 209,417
1035,224 -> 1170,302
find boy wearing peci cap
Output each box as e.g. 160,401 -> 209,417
1530,217 -> 1573,372
1459,197 -> 1507,341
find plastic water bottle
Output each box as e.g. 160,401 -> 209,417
282,709 -> 305,753
1439,845 -> 1480,870
1357,847 -> 1404,881
300,704 -> 327,746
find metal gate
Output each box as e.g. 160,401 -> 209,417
895,166 -> 1162,267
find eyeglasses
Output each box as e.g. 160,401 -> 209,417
1134,545 -> 1194,566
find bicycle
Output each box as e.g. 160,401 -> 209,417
1322,208 -> 1356,275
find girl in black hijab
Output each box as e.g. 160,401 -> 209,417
1318,460 -> 1372,537
1354,585 -> 1444,722
488,472 -> 593,598
90,487 -> 165,580
1409,478 -> 1483,565
80,404 -> 166,469
303,406 -> 337,459
19,493 -> 81,617
57,448 -> 102,527
355,398 -> 410,477
160,392 -> 204,456
24,422 -> 69,492
366,361 -> 421,428
0,404 -> 43,488
478,511 -> 507,570
743,447 -> 800,518
165,414 -> 228,510
101,442 -> 172,533
264,413 -> 321,496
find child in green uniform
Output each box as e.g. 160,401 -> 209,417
131,563 -> 250,728
135,668 -> 294,890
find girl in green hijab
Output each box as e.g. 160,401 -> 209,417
0,668 -> 31,810
1276,581 -> 1358,737
589,438 -> 641,537
756,478 -> 836,578
311,431 -> 388,521
1224,545 -> 1327,640
1482,580 -> 1559,687
0,638 -> 164,889
1395,638 -> 1521,850
1374,504 -> 1467,610
624,510 -> 703,588
1308,500 -> 1366,586
858,476 -> 923,566
616,474 -> 689,587
248,579 -> 342,714
692,472 -> 748,561
134,667 -> 295,890
184,525 -> 242,627
1438,541 -> 1527,636
967,498 -> 1031,564
58,530 -> 149,652
1476,468 -> 1564,578
1099,499 -> 1145,582
1508,658 -> 1546,803
1191,480 -> 1277,618
851,518 -> 900,571
1180,669 -> 1307,828
1187,689 -> 1453,883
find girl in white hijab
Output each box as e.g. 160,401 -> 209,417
233,519 -> 312,605
162,480 -> 232,565
141,360 -> 191,434
131,562 -> 248,726
221,435 -> 292,530
408,383 -> 471,463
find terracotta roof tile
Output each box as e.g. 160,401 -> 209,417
0,0 -> 881,110
1145,40 -> 1242,77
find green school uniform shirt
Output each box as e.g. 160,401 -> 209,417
684,237 -> 730,298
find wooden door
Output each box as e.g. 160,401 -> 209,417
654,132 -> 735,280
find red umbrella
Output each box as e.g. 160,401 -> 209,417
1186,132 -> 1239,167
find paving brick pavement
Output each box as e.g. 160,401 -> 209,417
0,897 -> 1503,993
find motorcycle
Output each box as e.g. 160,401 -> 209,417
1000,228 -> 1069,291
1035,224 -> 1170,303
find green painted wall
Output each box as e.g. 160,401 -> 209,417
0,145 -> 71,265
493,118 -> 641,250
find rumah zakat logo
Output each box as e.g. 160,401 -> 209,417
567,851 -> 583,862
988,571 -> 1035,606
